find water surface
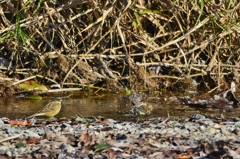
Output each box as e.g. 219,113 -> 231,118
0,91 -> 239,120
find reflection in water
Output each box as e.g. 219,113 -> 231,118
0,98 -> 43,118
0,92 -> 239,120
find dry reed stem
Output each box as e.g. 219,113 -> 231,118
0,0 -> 239,92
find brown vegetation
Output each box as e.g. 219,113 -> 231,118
0,0 -> 239,94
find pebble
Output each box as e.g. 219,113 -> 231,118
0,114 -> 239,158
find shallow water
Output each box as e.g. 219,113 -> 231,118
0,91 -> 239,120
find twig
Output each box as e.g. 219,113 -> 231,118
208,84 -> 224,94
62,83 -> 107,91
142,17 -> 210,55
176,43 -> 188,69
13,76 -> 36,85
187,72 -> 231,78
0,133 -> 23,143
44,88 -> 82,92
148,75 -> 183,80
62,18 -> 118,85
0,1 -> 83,35
136,62 -> 240,68
160,117 -> 169,125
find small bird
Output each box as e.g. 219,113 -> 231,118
131,102 -> 153,115
27,98 -> 62,119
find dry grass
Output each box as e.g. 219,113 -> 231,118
0,0 -> 239,93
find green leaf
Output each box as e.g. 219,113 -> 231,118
0,31 -> 14,42
94,142 -> 112,152
34,0 -> 44,14
24,95 -> 43,100
19,81 -> 48,91
137,9 -> 161,15
76,114 -> 89,124
132,20 -> 137,30
22,0 -> 33,11
196,0 -> 204,24
134,12 -> 143,30
16,142 -> 24,148
125,89 -> 132,96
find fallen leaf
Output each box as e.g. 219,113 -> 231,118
8,120 -> 32,126
176,154 -> 193,159
26,137 -> 40,144
108,149 -> 117,159
93,116 -> 109,125
79,130 -> 91,145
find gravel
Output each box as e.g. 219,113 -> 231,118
0,114 -> 239,158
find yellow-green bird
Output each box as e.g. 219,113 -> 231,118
27,98 -> 62,119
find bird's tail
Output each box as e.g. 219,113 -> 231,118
27,113 -> 45,119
